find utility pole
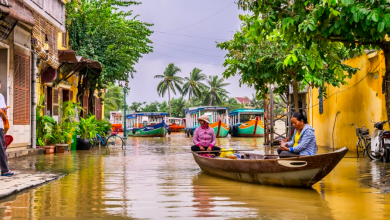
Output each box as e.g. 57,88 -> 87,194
122,83 -> 128,140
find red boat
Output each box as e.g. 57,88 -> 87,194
166,117 -> 185,132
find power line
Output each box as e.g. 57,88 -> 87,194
154,43 -> 225,58
164,3 -> 234,33
153,31 -> 225,41
153,39 -> 221,51
152,52 -> 223,66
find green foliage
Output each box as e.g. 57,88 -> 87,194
204,75 -> 230,106
36,94 -> 57,146
51,122 -> 72,145
51,101 -> 83,145
250,94 -> 264,109
36,115 -> 56,146
77,115 -> 97,140
66,0 -> 152,101
217,15 -> 358,99
182,68 -> 208,107
129,101 -> 146,112
155,63 -> 184,116
225,98 -> 245,111
237,0 -> 390,51
104,84 -> 125,119
170,97 -> 187,117
95,119 -> 112,137
142,101 -> 160,112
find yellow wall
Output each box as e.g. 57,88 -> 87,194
308,51 -> 387,151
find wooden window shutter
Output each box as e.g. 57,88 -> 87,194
53,89 -> 59,116
13,53 -> 30,125
69,91 -> 73,102
83,94 -> 88,118
43,86 -> 47,116
62,32 -> 67,47
95,97 -> 102,120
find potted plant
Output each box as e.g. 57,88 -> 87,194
51,101 -> 81,152
51,122 -> 72,153
36,94 -> 56,153
76,115 -> 96,150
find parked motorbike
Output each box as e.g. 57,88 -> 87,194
367,120 -> 390,162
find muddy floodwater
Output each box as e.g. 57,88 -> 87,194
1,133 -> 390,219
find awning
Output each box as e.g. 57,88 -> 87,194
41,50 -> 102,83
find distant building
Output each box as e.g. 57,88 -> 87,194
234,97 -> 252,108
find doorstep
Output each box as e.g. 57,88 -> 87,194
6,148 -> 45,159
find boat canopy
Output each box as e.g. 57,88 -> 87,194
185,106 -> 229,115
229,109 -> 264,116
126,112 -> 168,119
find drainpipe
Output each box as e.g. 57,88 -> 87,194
31,52 -> 36,149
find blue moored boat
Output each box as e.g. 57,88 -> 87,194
126,112 -> 171,137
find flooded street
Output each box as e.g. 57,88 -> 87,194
1,133 -> 390,219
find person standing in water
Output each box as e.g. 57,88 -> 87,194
0,79 -> 13,176
278,112 -> 317,156
191,114 -> 220,152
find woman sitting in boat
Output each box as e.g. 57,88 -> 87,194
278,112 -> 317,156
191,115 -> 220,152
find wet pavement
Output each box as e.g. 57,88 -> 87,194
0,133 -> 390,219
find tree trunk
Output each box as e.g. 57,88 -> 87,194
168,85 -> 171,117
209,94 -> 213,106
292,79 -> 299,112
382,43 -> 390,121
191,89 -> 193,107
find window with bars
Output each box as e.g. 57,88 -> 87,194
14,53 -> 31,125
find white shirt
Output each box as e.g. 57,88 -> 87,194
0,94 -> 6,129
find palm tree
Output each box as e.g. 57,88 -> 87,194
103,85 -> 125,119
204,75 -> 230,106
182,68 -> 207,107
250,93 -> 264,109
155,63 -> 183,116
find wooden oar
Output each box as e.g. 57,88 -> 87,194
193,150 -> 303,158
194,149 -> 255,153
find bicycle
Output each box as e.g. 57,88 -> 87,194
350,123 -> 370,157
94,128 -> 124,149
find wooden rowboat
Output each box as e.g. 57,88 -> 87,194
192,147 -> 348,188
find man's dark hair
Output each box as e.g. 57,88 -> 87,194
292,111 -> 307,124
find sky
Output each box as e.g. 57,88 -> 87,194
124,0 -> 255,104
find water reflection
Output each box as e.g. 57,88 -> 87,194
0,134 -> 389,219
192,172 -> 333,219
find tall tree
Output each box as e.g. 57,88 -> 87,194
65,0 -> 152,111
155,63 -> 183,116
217,15 -> 357,110
204,75 -> 230,106
182,68 -> 208,107
237,0 -> 390,118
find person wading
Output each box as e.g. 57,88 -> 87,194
191,114 -> 220,152
278,112 -> 317,156
0,79 -> 13,176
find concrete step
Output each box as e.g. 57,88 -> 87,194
6,148 -> 45,159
